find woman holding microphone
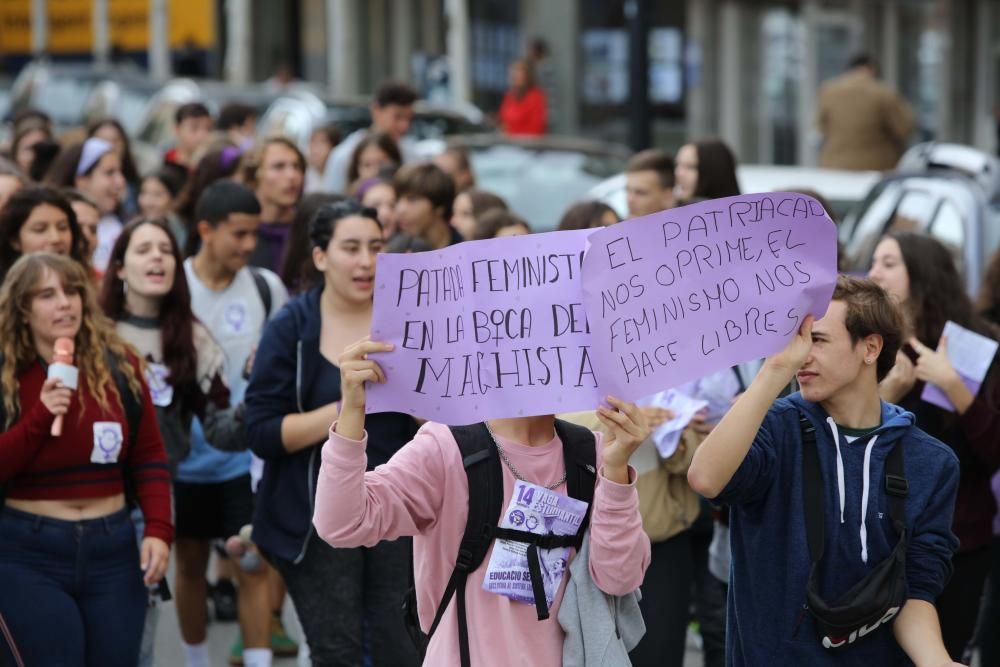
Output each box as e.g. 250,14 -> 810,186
0,252 -> 172,666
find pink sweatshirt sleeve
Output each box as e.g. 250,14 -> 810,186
587,436 -> 652,596
313,422 -> 450,548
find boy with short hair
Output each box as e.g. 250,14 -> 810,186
625,149 -> 676,218
240,137 -> 305,274
393,162 -> 459,249
217,102 -> 258,150
166,103 -> 213,170
175,181 -> 289,667
323,82 -> 418,193
688,276 -> 962,666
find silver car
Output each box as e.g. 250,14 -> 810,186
839,143 -> 1000,294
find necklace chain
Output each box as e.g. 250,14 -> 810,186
484,422 -> 567,490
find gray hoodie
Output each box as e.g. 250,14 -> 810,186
558,530 -> 645,666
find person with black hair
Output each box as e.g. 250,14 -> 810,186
0,186 -> 91,284
322,82 -> 418,193
10,123 -> 51,179
279,192 -> 345,292
165,103 -> 214,172
974,250 -> 1000,667
305,124 -> 341,194
174,181 -> 288,667
100,217 -> 245,667
173,143 -> 244,255
689,275 -> 962,666
674,138 -> 741,203
356,176 -> 399,240
246,200 -> 421,665
138,169 -> 187,249
217,103 -> 258,151
345,132 -> 402,191
89,118 -> 142,216
393,163 -> 458,249
311,311 -> 651,664
433,146 -> 476,192
450,188 -> 507,241
473,208 -> 531,240
9,108 -> 52,136
869,233 -> 1000,661
62,189 -> 101,259
557,200 -> 619,231
44,137 -> 127,274
818,54 -> 914,171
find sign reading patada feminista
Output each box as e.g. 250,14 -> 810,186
367,194 -> 837,424
366,229 -> 600,424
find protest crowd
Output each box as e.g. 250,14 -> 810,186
0,52 -> 999,667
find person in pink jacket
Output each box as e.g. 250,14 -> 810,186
313,338 -> 653,666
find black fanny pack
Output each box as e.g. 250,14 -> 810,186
798,414 -> 909,649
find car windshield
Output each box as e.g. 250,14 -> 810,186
841,176 -> 979,277
34,77 -> 96,125
471,145 -> 625,231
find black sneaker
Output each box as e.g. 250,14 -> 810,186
212,578 -> 239,622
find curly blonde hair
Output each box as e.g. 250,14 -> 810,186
0,253 -> 142,427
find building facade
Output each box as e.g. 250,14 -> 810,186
4,0 -> 997,163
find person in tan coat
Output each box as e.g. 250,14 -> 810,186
817,54 -> 915,171
560,406 -> 701,667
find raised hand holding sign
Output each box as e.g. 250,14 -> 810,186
367,193 -> 838,423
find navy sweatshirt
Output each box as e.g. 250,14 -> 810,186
245,288 -> 417,562
714,394 -> 959,666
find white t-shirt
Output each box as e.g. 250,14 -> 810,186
183,260 -> 288,489
184,260 -> 288,401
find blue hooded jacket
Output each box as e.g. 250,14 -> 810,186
714,394 -> 959,666
244,288 -> 417,562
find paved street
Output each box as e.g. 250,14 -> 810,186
151,558 -> 704,666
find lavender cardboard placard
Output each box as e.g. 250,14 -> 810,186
581,193 -> 838,401
368,194 -> 838,423
366,229 -> 601,423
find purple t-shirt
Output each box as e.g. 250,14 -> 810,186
251,222 -> 292,276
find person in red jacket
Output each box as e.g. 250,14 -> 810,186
0,252 -> 172,666
498,59 -> 547,137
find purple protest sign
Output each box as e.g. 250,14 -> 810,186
581,193 -> 838,401
366,230 -> 603,424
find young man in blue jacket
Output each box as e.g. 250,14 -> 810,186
688,276 -> 961,666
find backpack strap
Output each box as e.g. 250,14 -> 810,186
554,418 -> 597,531
430,420 -> 597,667
800,411 -> 908,566
429,423 -> 502,667
107,350 -> 142,447
883,436 -> 908,530
249,267 -> 272,319
799,414 -> 825,564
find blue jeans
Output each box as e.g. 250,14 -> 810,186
0,506 -> 147,667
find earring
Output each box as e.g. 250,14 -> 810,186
865,358 -> 874,365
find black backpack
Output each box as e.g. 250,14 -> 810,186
249,266 -> 272,319
402,419 -> 598,667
